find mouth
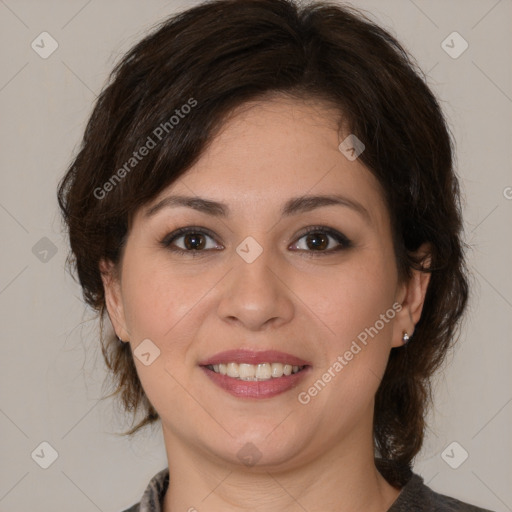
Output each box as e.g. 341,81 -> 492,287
205,362 -> 307,381
199,349 -> 311,399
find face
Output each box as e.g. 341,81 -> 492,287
102,96 -> 427,471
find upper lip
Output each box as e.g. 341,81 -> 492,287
199,349 -> 311,367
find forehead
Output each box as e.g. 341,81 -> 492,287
204,95 -> 344,168
137,96 -> 389,230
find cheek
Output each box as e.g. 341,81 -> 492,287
121,252 -> 202,341
119,256 -> 203,421
295,248 -> 397,408
304,249 -> 397,347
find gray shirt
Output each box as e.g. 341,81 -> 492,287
121,467 -> 494,511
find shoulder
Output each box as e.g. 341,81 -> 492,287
119,467 -> 169,512
120,505 -> 139,512
388,473 -> 496,512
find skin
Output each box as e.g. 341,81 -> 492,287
101,96 -> 431,512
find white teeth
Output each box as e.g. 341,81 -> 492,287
255,363 -> 271,380
271,363 -> 283,377
207,362 -> 305,380
239,363 -> 255,380
226,362 -> 239,378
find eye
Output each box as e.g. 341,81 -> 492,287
160,225 -> 352,257
289,226 -> 352,255
160,226 -> 223,257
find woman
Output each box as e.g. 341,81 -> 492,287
57,0 -> 494,510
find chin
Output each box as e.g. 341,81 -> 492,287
209,424 -> 311,469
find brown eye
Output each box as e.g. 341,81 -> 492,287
182,232 -> 207,250
160,226 -> 222,256
290,226 -> 352,255
160,225 -> 352,258
304,232 -> 329,251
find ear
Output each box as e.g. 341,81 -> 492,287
391,243 -> 432,348
99,258 -> 130,342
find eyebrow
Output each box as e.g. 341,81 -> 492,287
144,193 -> 371,223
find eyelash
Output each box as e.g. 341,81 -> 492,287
159,225 -> 353,258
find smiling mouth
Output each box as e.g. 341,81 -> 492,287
205,362 -> 307,381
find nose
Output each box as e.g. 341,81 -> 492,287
216,242 -> 295,332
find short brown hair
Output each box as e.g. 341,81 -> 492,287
57,0 -> 469,487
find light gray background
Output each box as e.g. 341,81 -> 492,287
1,0 -> 511,511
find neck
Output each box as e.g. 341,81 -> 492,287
162,423 -> 401,512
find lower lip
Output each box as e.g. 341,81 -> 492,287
200,366 -> 311,399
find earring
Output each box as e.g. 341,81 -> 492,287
402,331 -> 410,345
117,335 -> 125,343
